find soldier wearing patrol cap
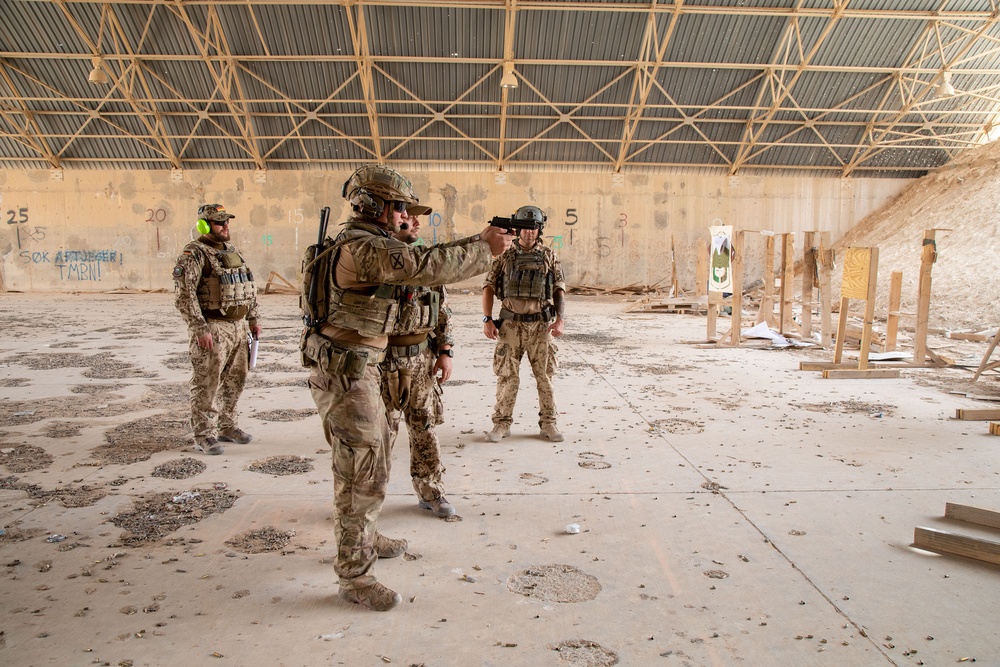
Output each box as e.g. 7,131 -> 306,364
380,205 -> 459,520
300,164 -> 512,611
172,203 -> 262,456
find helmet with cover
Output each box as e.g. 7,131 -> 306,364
342,164 -> 424,219
513,205 -> 546,235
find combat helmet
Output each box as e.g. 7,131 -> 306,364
513,205 -> 547,235
342,164 -> 423,220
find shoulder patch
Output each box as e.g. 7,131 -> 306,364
172,265 -> 184,278
389,251 -> 404,270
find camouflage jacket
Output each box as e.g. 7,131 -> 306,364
323,219 -> 491,348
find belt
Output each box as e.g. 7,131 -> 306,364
388,338 -> 429,358
499,306 -> 551,323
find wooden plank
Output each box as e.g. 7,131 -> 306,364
858,247 -> 879,370
801,231 -> 816,338
817,233 -> 832,347
973,332 -> 1000,382
991,422 -> 1000,436
841,247 -> 873,299
833,297 -> 850,364
670,235 -> 679,297
779,233 -> 795,335
695,240 -> 708,297
945,503 -> 1000,530
913,526 -> 1000,566
756,234 -> 775,327
947,332 -> 991,342
912,229 -> 937,365
886,270 -> 902,352
954,408 -> 1000,421
800,361 -> 854,371
822,369 -> 900,379
727,231 -> 744,347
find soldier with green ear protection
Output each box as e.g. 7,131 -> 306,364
173,203 -> 262,455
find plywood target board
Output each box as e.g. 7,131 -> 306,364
841,247 -> 873,299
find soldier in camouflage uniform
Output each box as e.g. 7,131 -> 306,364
380,207 -> 458,519
172,204 -> 262,455
300,164 -> 511,611
482,205 -> 566,443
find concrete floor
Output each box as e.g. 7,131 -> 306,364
0,291 -> 998,667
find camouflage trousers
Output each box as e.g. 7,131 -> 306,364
309,363 -> 392,590
380,347 -> 447,502
492,319 -> 559,428
188,319 -> 250,440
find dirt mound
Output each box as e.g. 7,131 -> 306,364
834,138 -> 1000,331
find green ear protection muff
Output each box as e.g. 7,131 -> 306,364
197,219 -> 210,234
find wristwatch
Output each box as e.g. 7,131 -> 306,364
482,315 -> 491,323
440,348 -> 454,358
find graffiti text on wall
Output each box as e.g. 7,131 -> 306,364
19,248 -> 123,281
6,206 -> 47,250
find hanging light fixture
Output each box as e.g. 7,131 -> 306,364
936,71 -> 955,98
500,61 -> 518,89
88,56 -> 108,85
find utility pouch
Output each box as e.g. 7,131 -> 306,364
386,367 -> 413,411
219,251 -> 244,269
300,332 -> 368,380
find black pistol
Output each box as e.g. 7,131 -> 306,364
489,215 -> 538,235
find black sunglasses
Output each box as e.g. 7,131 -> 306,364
211,220 -> 230,227
387,200 -> 408,213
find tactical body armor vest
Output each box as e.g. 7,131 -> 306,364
321,226 -> 399,338
388,285 -> 439,336
196,244 -> 256,312
498,246 -> 553,301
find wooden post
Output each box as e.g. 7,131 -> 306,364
834,296 -> 850,364
779,233 -> 795,335
707,291 -> 721,340
756,234 -> 775,326
695,240 -> 708,297
817,232 -> 832,347
885,270 -> 903,352
912,229 -> 936,365
727,231 -> 745,347
801,231 -> 817,339
670,235 -> 680,297
858,248 -> 879,370
972,332 -> 1000,382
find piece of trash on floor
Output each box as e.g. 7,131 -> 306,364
564,523 -> 581,534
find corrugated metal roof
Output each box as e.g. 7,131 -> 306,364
3,0 -> 1000,176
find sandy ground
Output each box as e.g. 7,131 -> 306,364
1,291 -> 999,667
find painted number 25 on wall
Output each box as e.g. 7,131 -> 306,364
6,208 -> 28,225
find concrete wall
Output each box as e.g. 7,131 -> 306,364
0,169 -> 908,293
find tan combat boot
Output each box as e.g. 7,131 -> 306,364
218,427 -> 253,444
374,533 -> 408,558
338,581 -> 402,611
418,496 -> 456,517
485,425 -> 510,443
540,424 -> 564,442
193,436 -> 224,455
